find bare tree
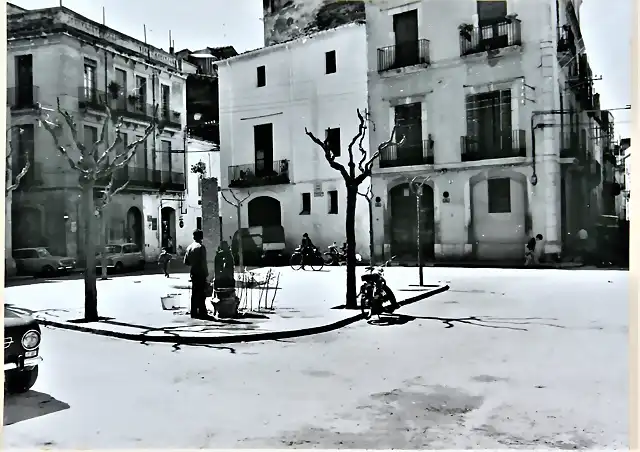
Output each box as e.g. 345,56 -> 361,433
357,184 -> 375,266
409,175 -> 431,286
96,175 -> 130,280
220,188 -> 251,272
40,99 -> 161,321
6,125 -> 31,196
305,109 -> 403,309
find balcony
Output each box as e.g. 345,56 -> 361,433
460,129 -> 526,162
160,108 -> 182,129
379,140 -> 434,168
377,39 -> 430,72
459,18 -> 522,56
557,25 -> 576,55
7,85 -> 40,110
560,131 -> 587,161
78,87 -> 155,122
97,167 -> 185,191
228,159 -> 290,188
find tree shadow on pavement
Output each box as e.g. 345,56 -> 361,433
4,390 -> 70,426
367,314 -> 566,331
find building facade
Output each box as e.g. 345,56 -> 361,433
7,4 -> 188,263
218,23 -> 371,257
365,0 -> 608,262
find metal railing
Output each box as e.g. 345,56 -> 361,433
228,159 -> 290,188
377,39 -> 431,72
97,167 -> 186,191
460,129 -> 526,161
379,140 -> 434,168
459,18 -> 522,56
7,85 -> 40,110
557,26 -> 576,55
560,131 -> 587,160
161,108 -> 182,128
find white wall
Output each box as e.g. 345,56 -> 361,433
218,23 -> 371,256
184,137 -> 221,239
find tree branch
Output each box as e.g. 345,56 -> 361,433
357,184 -> 372,200
97,172 -> 129,212
41,117 -> 88,174
346,109 -> 366,177
96,121 -> 156,179
305,127 -> 350,180
355,125 -> 405,185
356,110 -> 369,174
55,97 -> 87,156
5,136 -> 30,195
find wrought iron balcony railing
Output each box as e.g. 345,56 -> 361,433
377,39 -> 431,72
379,139 -> 434,168
560,131 -> 587,160
459,18 -> 522,56
228,159 -> 290,188
97,167 -> 185,191
460,129 -> 526,161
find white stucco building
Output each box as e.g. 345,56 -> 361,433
182,137 -> 221,250
218,22 -> 371,257
365,0 -> 607,262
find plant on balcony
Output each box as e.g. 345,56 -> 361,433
191,160 -> 207,176
305,109 -> 404,309
39,98 -> 164,321
459,23 -> 474,40
108,81 -> 121,100
127,94 -> 138,105
505,13 -> 518,23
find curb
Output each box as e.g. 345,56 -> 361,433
36,284 -> 450,346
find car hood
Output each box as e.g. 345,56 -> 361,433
4,306 -> 38,328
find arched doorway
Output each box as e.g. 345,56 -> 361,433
161,206 -> 176,253
388,183 -> 435,262
126,207 -> 143,250
12,206 -> 44,249
470,172 -> 527,260
247,196 -> 282,227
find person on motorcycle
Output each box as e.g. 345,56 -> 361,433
300,233 -> 316,268
340,241 -> 348,254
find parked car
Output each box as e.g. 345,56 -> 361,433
12,247 -> 76,277
96,243 -> 145,273
4,305 -> 42,393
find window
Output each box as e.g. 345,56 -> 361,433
83,58 -> 97,102
254,123 -> 273,175
161,84 -> 170,119
393,102 -> 423,162
300,192 -> 311,215
15,54 -> 34,106
196,217 -> 202,230
256,66 -> 266,87
325,127 -> 341,157
121,134 -> 129,171
161,140 -> 172,179
135,75 -> 147,107
487,178 -> 511,213
14,124 -> 34,172
325,50 -> 336,74
465,90 -> 512,156
114,68 -> 127,109
328,190 -> 338,214
477,0 -> 507,25
137,135 -> 148,175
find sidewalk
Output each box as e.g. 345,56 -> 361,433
4,267 -> 449,345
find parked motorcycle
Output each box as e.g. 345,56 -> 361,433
323,242 -> 362,266
359,256 -> 399,319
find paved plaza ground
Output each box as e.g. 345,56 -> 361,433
3,267 -> 628,449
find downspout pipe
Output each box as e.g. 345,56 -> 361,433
530,109 -> 565,186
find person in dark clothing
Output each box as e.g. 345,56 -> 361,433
525,236 -> 537,266
184,229 -> 209,319
300,233 -> 316,269
158,248 -> 172,277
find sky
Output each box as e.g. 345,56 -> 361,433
11,0 -> 632,139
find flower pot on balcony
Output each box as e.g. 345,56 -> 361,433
108,81 -> 121,100
459,23 -> 473,40
505,14 -> 518,24
127,94 -> 138,105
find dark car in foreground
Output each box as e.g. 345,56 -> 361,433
4,306 -> 42,393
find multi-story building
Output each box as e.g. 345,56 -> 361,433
7,3 -> 188,263
365,0 -> 610,262
217,22 -> 371,257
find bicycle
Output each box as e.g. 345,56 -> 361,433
290,246 -> 324,271
358,256 -> 399,319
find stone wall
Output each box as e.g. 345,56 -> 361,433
201,177 -> 221,277
264,0 -> 364,46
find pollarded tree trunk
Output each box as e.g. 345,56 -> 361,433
82,182 -> 99,320
345,185 -> 358,308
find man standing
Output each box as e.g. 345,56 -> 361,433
184,229 -> 209,319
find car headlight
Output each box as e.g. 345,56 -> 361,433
21,330 -> 40,350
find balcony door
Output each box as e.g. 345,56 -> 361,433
254,123 -> 273,177
83,59 -> 97,103
393,10 -> 419,68
477,0 -> 508,49
395,102 -> 423,164
115,68 -> 127,110
466,89 -> 512,158
135,76 -> 147,112
15,54 -> 33,106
